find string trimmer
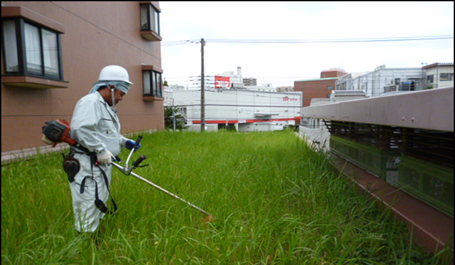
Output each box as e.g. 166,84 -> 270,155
42,119 -> 213,222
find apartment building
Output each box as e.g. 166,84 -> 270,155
1,2 -> 164,155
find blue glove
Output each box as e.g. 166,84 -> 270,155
126,140 -> 141,151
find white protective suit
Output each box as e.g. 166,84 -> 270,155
69,91 -> 128,232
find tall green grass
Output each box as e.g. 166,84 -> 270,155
2,130 -> 451,264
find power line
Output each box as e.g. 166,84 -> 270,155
162,35 -> 453,46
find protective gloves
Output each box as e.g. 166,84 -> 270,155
125,139 -> 141,151
97,150 -> 114,165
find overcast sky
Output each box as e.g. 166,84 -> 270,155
159,1 -> 454,87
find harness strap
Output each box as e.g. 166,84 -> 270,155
94,169 -> 118,214
79,153 -> 118,215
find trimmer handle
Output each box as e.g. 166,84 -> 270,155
135,136 -> 143,147
132,155 -> 147,168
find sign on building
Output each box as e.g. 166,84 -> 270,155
215,76 -> 231,88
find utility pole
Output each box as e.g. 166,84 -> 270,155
201,38 -> 206,132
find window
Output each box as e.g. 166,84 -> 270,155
440,73 -> 453,81
427,75 -> 434,84
2,20 -> 18,72
327,86 -> 333,90
2,18 -> 63,80
140,3 -> 162,41
143,66 -> 163,101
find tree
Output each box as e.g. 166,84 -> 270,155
164,106 -> 188,131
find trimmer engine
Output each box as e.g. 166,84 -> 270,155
42,119 -> 76,146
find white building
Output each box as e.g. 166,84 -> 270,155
187,67 -> 244,90
422,62 -> 454,89
336,65 -> 425,97
164,89 -> 302,132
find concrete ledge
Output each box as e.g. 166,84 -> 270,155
1,144 -> 69,165
301,87 -> 454,132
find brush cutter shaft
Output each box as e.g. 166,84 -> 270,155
111,162 -> 211,216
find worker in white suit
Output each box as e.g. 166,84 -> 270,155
66,65 -> 140,235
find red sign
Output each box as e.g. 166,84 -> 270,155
283,96 -> 298,101
215,76 -> 231,88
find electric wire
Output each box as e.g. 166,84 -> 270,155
162,35 -> 454,46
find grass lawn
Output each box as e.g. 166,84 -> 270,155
1,130 -> 450,264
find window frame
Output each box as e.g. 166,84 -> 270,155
440,73 -> 453,82
142,65 -> 164,101
1,6 -> 68,89
2,17 -> 64,81
139,3 -> 162,42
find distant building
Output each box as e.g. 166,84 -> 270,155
244,84 -> 276,92
243,77 -> 257,86
336,65 -> 424,97
320,68 -> 348,78
277,86 -> 294,92
164,89 -> 302,132
187,67 -> 244,90
299,62 -> 454,150
294,69 -> 347,107
188,76 -> 217,90
422,62 -> 454,89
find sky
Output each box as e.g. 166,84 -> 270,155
159,1 -> 454,87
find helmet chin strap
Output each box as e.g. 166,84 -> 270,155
111,87 -> 117,113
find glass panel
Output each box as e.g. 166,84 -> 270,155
154,8 -> 160,35
157,72 -> 162,97
149,5 -> 160,35
140,5 -> 149,30
24,22 -> 42,74
2,20 -> 19,72
143,71 -> 151,94
440,73 -> 453,81
152,71 -> 157,96
42,28 -> 59,77
149,5 -> 156,32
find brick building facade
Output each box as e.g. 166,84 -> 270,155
1,2 -> 164,154
294,69 -> 347,107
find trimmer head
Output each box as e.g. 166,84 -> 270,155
203,214 -> 214,223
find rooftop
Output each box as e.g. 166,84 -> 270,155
295,77 -> 340,82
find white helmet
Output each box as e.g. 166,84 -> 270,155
98,65 -> 133,84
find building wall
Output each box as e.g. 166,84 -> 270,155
294,78 -> 338,107
320,69 -> 347,78
336,66 -> 425,97
1,2 -> 164,153
164,89 -> 302,131
243,78 -> 257,86
276,86 -> 294,92
423,63 -> 454,89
